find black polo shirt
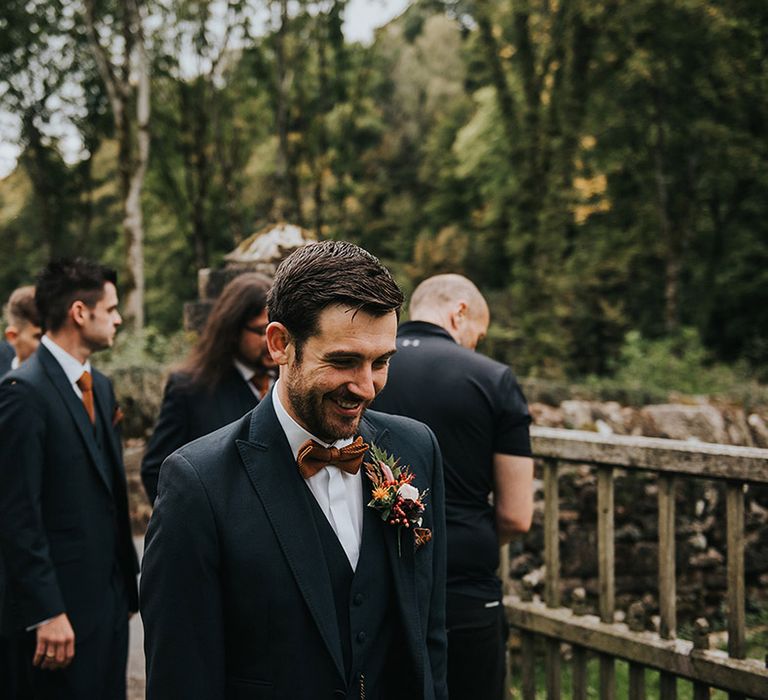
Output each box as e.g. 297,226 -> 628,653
372,321 -> 531,601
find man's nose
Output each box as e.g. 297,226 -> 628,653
349,366 -> 376,401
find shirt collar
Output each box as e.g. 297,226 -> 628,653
10,355 -> 19,371
271,379 -> 352,461
398,320 -> 456,343
41,335 -> 92,385
233,358 -> 254,383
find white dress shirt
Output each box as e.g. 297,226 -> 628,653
272,381 -> 364,570
41,334 -> 92,399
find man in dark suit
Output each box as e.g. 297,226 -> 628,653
0,339 -> 14,375
373,274 -> 533,700
141,241 -> 448,699
0,259 -> 139,699
141,272 -> 274,503
1,285 -> 41,697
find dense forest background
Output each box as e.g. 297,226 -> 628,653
1,0 -> 766,390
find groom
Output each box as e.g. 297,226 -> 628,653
141,240 -> 447,699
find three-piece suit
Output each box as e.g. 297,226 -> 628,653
0,343 -> 139,697
141,396 -> 448,699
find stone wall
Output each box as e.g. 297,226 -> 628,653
509,467 -> 768,630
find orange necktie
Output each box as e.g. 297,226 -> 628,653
296,437 -> 369,480
77,371 -> 95,424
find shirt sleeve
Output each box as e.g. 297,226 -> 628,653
492,369 -> 533,457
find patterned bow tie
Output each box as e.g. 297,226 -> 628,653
296,436 -> 369,480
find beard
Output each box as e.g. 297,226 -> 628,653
285,370 -> 369,443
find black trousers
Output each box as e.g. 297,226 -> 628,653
446,593 -> 509,700
16,570 -> 129,700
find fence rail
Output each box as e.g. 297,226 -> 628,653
502,427 -> 768,699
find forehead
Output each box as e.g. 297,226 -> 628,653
95,282 -> 118,307
311,305 -> 397,352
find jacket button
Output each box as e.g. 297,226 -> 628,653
333,690 -> 345,698
353,593 -> 364,606
356,631 -> 367,644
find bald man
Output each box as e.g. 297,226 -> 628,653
373,273 -> 533,700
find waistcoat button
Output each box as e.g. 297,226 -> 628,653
353,592 -> 364,606
356,631 -> 367,644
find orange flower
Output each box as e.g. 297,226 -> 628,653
371,486 -> 390,502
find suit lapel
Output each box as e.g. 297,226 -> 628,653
358,416 -> 425,685
93,371 -> 124,481
38,346 -> 114,496
236,400 -> 346,682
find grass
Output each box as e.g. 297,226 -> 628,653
508,646 -> 732,699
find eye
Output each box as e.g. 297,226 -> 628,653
328,356 -> 355,368
372,357 -> 391,370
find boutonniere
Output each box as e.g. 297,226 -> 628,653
364,444 -> 432,554
112,405 -> 125,428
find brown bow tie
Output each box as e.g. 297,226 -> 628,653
297,436 -> 369,480
76,371 -> 95,424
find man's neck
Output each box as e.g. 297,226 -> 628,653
46,329 -> 91,365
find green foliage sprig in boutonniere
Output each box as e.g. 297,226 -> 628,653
364,444 -> 431,554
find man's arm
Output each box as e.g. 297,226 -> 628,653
141,451 -> 225,699
140,375 -> 191,504
0,380 -> 67,627
493,454 -> 534,545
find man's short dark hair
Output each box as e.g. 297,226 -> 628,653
268,241 -> 403,354
4,285 -> 40,328
35,258 -> 118,332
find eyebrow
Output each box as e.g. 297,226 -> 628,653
323,349 -> 397,362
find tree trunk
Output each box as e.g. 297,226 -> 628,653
84,0 -> 148,331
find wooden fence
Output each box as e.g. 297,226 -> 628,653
501,427 -> 768,699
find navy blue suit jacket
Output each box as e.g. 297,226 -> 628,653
141,367 -> 259,503
0,345 -> 139,639
141,398 -> 448,699
0,340 -> 13,377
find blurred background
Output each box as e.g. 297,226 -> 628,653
1,0 -> 766,397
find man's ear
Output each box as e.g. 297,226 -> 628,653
266,322 -> 293,365
4,326 -> 18,344
70,300 -> 89,328
448,301 -> 468,331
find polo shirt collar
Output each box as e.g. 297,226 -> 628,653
397,320 -> 456,343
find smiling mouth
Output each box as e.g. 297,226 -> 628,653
329,393 -> 364,413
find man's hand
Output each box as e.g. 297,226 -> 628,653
33,613 -> 75,670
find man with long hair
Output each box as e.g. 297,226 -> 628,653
141,272 -> 275,503
141,241 -> 448,699
0,258 -> 138,699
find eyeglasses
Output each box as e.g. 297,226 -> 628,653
243,324 -> 268,336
